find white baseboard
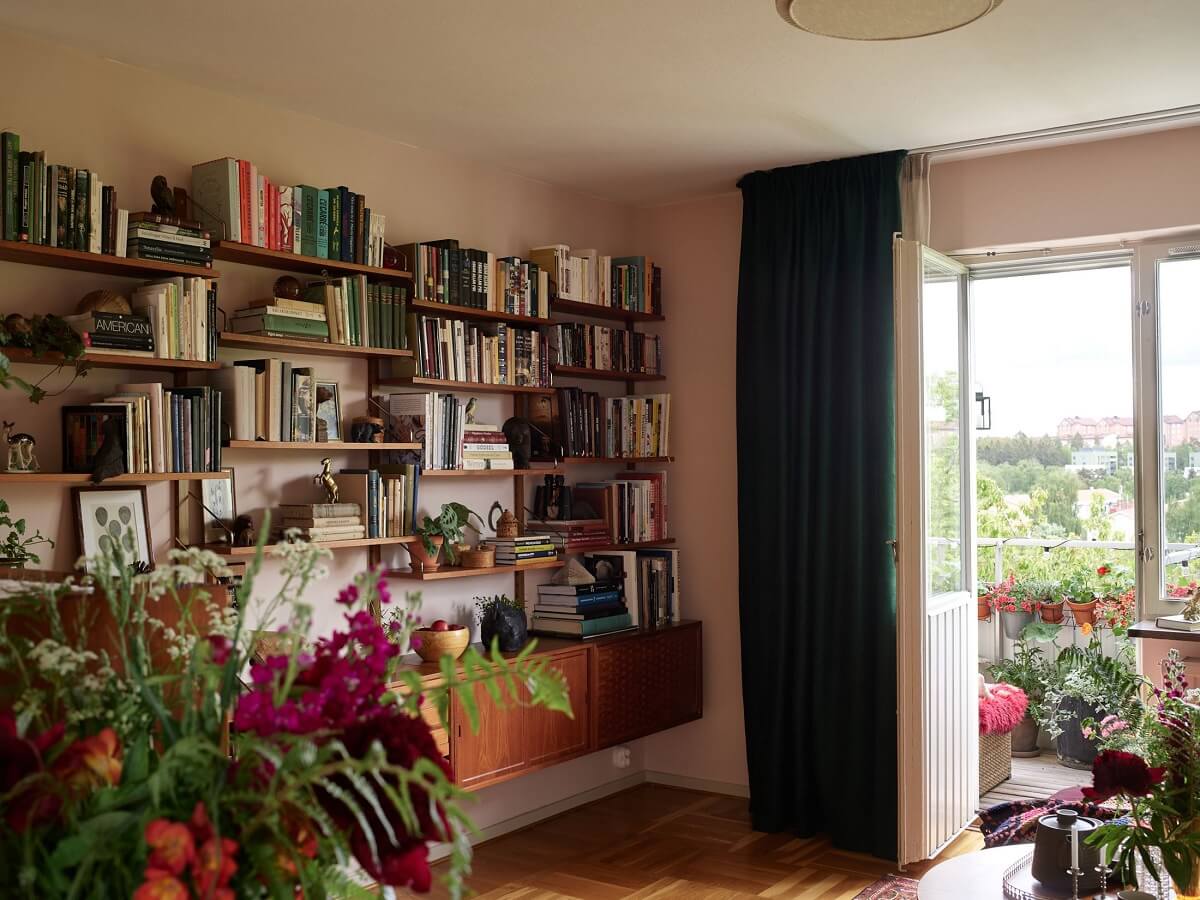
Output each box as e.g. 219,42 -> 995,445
644,770 -> 751,798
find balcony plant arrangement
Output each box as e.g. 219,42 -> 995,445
1033,579 -> 1065,624
977,583 -> 992,621
0,527 -> 570,898
1061,569 -> 1099,627
1086,650 -> 1200,899
990,625 -> 1057,757
984,574 -> 1040,639
407,501 -> 484,573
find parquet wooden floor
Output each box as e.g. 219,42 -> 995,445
402,784 -> 985,899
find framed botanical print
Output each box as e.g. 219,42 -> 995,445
316,382 -> 341,442
201,467 -> 237,544
72,485 -> 152,573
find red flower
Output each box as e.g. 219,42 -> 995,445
145,819 -> 195,875
1097,566 -> 1110,576
133,871 -> 190,900
1082,749 -> 1166,802
52,728 -> 122,792
192,836 -> 238,897
0,712 -> 65,831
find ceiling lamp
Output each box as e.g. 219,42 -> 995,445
775,0 -> 1003,40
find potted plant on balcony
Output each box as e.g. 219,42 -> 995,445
1061,569 -> 1099,627
985,574 -> 1040,639
1029,579 -> 1064,623
977,583 -> 992,620
990,625 -> 1057,757
1095,563 -> 1135,632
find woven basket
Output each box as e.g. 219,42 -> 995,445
458,546 -> 496,569
979,731 -> 1013,794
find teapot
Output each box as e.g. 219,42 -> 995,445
1032,808 -> 1107,893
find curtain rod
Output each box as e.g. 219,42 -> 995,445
914,103 -> 1200,158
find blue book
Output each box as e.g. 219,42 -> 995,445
315,189 -> 330,259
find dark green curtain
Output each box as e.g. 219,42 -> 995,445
736,150 -> 905,860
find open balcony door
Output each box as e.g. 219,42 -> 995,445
894,238 -> 979,867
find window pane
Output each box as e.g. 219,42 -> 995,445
1159,256 -> 1200,599
923,264 -> 961,595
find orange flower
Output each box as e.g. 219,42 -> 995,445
145,819 -> 196,875
132,871 -> 189,900
52,727 -> 122,792
1081,621 -> 1094,637
193,836 -> 238,897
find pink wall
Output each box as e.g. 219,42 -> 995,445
930,125 -> 1200,252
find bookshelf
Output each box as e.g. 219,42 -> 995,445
550,365 -> 665,383
385,559 -> 565,581
0,472 -> 229,484
408,299 -> 548,328
376,375 -> 554,396
209,535 -> 418,556
552,456 -> 674,465
210,240 -> 411,282
419,468 -> 565,479
3,347 -> 222,372
224,440 -> 421,452
218,332 -> 413,359
0,238 -> 221,279
550,298 -> 664,324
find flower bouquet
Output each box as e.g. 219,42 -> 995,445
0,526 -> 570,898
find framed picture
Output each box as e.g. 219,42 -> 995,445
316,382 -> 341,442
201,467 -> 237,544
61,405 -> 129,474
72,485 -> 152,573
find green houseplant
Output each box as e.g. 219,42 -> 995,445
0,497 -> 53,567
990,624 -> 1056,756
1029,579 -> 1064,623
408,502 -> 483,572
1062,568 -> 1099,627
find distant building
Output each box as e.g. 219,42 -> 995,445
1057,414 -> 1199,445
1070,447 -> 1119,474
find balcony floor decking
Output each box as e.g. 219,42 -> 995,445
979,751 -> 1087,811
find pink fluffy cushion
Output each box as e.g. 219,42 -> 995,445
980,682 -> 1029,735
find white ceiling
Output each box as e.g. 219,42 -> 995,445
4,0 -> 1199,206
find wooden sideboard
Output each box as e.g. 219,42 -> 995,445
400,621 -> 703,791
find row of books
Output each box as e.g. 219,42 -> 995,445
403,239 -> 551,319
532,548 -> 680,637
575,472 -> 668,544
532,579 -> 633,639
382,393 -> 515,471
62,383 -> 223,475
529,245 -> 662,315
63,278 -> 217,362
213,359 -> 337,443
125,216 -> 212,269
191,158 -> 387,265
535,519 -> 614,553
488,535 -> 557,566
401,314 -> 551,387
555,389 -> 671,459
549,323 -> 663,375
0,131 -> 126,255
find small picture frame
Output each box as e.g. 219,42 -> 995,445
201,467 -> 237,544
72,485 -> 153,574
316,382 -> 341,442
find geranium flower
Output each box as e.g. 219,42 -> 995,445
1082,749 -> 1166,802
1097,566 -> 1110,576
52,727 -> 122,791
1080,622 -> 1093,636
145,819 -> 195,875
193,836 -> 238,897
132,871 -> 189,900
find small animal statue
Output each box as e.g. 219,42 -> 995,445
464,397 -> 479,425
150,175 -> 176,215
2,421 -> 38,472
232,515 -> 255,548
314,456 -> 339,504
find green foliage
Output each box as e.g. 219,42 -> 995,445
0,315 -> 88,402
1036,636 -> 1144,739
416,501 -> 483,564
989,634 -> 1054,711
978,433 -> 1071,468
0,497 -> 53,564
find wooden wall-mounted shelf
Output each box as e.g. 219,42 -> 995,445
550,298 -> 663,324
385,559 -> 564,581
0,238 -> 220,279
408,298 -> 549,328
550,365 -> 665,382
559,539 -> 676,553
208,535 -> 418,556
224,440 -> 421,451
419,468 -> 564,479
549,456 -> 674,465
0,471 -> 228,484
1128,620 -> 1200,642
376,376 -> 554,395
218,332 -> 413,359
4,347 -> 221,371
211,240 -> 411,282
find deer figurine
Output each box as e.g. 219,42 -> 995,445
313,457 -> 338,504
3,421 -> 39,473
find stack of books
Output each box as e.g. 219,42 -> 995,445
584,549 -> 681,628
533,520 -> 612,553
490,535 -> 557,567
191,158 -> 387,265
230,296 -> 329,343
125,214 -> 212,268
401,313 -> 550,387
531,580 -> 635,639
400,238 -> 551,319
131,276 -> 219,361
63,310 -> 154,356
1,130 -> 127,255
549,323 -> 663,375
462,424 -> 513,470
277,502 -> 365,542
555,389 -> 670,459
527,244 -> 662,315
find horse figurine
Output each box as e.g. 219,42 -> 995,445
313,456 -> 338,504
2,421 -> 39,473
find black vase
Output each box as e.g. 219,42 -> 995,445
479,605 -> 528,653
1056,697 -> 1101,769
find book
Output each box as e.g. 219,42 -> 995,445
532,602 -> 627,620
289,526 -> 365,540
530,612 -> 634,637
233,304 -> 326,322
281,515 -> 362,528
278,502 -> 361,518
230,315 -> 330,337
537,580 -> 623,597
1155,615 -> 1200,632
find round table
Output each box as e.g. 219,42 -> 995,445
918,845 -> 1031,899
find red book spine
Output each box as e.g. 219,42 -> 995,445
237,160 -> 252,244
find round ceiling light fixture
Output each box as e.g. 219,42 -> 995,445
775,0 -> 1004,41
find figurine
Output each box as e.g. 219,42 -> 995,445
488,501 -> 519,539
502,416 -> 533,469
273,275 -> 302,300
150,175 -> 176,215
350,417 -> 384,443
2,421 -> 39,473
464,397 -> 479,425
314,457 -> 339,504
91,418 -> 127,483
3,314 -> 31,340
232,514 -> 255,548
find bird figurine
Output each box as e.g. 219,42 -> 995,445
465,397 -> 479,425
150,175 -> 176,215
314,457 -> 339,504
91,417 -> 128,483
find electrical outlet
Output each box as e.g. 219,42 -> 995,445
611,745 -> 631,769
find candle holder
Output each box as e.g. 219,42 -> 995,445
1067,866 -> 1083,900
1094,862 -> 1109,898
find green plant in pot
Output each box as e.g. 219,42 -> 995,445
0,498 -> 53,567
1029,579 -> 1064,623
991,621 -> 1058,757
1061,568 -> 1099,627
408,501 -> 483,572
984,574 -> 1039,639
476,593 -> 528,652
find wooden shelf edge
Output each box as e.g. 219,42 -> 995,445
550,298 -> 664,323
224,440 -> 421,451
4,347 -> 221,371
419,468 -> 564,479
558,539 -> 676,553
212,240 -> 411,281
0,238 -> 220,278
409,298 -> 550,327
207,535 -> 419,556
0,471 -> 228,484
539,456 -> 674,465
218,332 -> 413,359
377,376 -> 554,396
1128,620 -> 1200,642
550,365 -> 665,382
384,559 -> 564,580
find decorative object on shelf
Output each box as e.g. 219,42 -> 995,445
1032,809 -> 1107,894
464,397 -> 479,424
502,416 -> 534,469
149,174 -> 176,215
489,501 -> 519,538
2,420 -> 39,473
232,513 -> 255,547
90,417 -> 128,483
315,382 -> 341,442
349,416 -> 384,443
75,289 -> 131,316
382,242 -> 406,270
412,619 -> 471,662
72,484 -> 152,575
314,457 -> 339,504
0,497 -> 53,567
201,468 -> 236,544
410,502 -> 484,571
1,313 -> 87,402
407,533 -> 444,572
3,313 -> 32,340
458,545 -> 496,569
476,593 -> 529,653
273,275 -> 303,300
534,473 -> 573,521
552,557 -> 596,586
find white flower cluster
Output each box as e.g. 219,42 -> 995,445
29,638 -> 98,679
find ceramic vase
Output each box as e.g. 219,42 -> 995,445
479,605 -> 528,653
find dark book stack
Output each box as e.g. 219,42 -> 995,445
0,130 -> 124,254
549,323 -> 663,374
397,239 -> 550,319
400,313 -> 550,387
533,519 -> 613,553
63,311 -> 154,356
531,580 -> 635,639
126,214 -> 212,268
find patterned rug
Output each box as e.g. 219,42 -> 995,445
853,874 -> 919,899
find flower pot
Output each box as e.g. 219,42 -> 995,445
1010,714 -> 1041,758
1067,599 -> 1098,627
479,605 -> 528,653
1174,873 -> 1200,900
0,556 -> 26,569
1001,609 -> 1036,640
406,536 -> 444,572
978,597 -> 991,621
1055,696 -> 1101,769
1040,603 -> 1064,624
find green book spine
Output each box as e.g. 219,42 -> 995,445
315,189 -> 330,259
397,288 -> 407,350
326,188 -> 341,265
244,314 -> 330,337
298,186 -> 317,257
386,285 -> 396,349
372,285 -> 382,349
0,132 -> 17,241
578,613 -> 633,636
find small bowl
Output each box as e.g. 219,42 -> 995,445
412,626 -> 470,662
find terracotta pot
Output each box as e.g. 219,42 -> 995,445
406,535 -> 444,572
978,597 -> 991,621
1067,598 -> 1098,627
1174,872 -> 1200,900
1010,714 -> 1041,757
1040,603 -> 1064,624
